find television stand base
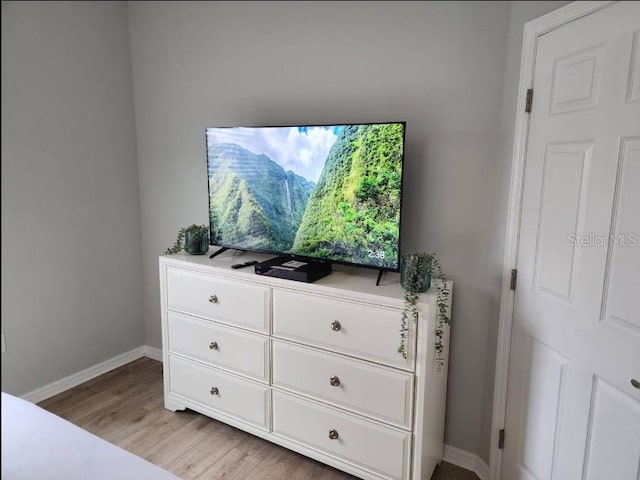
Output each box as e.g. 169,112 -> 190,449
376,269 -> 385,286
209,247 -> 229,259
209,247 -> 247,259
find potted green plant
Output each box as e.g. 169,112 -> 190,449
398,252 -> 451,370
165,224 -> 209,255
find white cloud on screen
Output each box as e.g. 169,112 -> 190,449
206,126 -> 340,182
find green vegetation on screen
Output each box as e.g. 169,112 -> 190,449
208,123 -> 404,269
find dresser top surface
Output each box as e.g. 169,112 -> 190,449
160,251 -> 450,307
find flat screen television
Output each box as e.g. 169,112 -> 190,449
206,122 -> 406,271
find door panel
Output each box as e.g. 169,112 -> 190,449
534,141 -> 593,302
517,339 -> 569,480
549,43 -> 604,115
583,377 -> 640,480
601,137 -> 640,332
627,32 -> 640,103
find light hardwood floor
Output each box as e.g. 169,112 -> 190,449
39,357 -> 479,480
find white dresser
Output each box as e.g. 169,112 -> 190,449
159,253 -> 452,480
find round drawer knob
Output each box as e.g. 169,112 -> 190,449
210,386 -> 219,396
632,379 -> 640,389
209,294 -> 218,304
328,429 -> 339,440
209,341 -> 218,350
330,321 -> 341,332
329,376 -> 341,387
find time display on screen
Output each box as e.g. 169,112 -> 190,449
367,249 -> 386,260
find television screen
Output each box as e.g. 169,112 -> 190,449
206,122 -> 406,270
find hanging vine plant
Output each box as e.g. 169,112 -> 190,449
398,252 -> 451,371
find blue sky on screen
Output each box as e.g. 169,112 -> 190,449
206,125 -> 344,182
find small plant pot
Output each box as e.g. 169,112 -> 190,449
400,256 -> 432,292
185,229 -> 209,255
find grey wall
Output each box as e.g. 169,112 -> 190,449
479,0 -> 571,462
0,0 -> 571,463
1,1 -> 144,395
128,0 -> 511,457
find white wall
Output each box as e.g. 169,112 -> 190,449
128,0 -> 511,457
1,1 -> 144,395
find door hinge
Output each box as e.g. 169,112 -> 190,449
510,269 -> 518,291
498,429 -> 505,450
525,88 -> 534,113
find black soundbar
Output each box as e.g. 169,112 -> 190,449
254,257 -> 332,283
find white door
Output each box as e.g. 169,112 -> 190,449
503,2 -> 640,479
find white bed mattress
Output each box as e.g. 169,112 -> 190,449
1,392 -> 179,479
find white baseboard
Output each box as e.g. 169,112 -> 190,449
21,345 -> 163,404
444,444 -> 489,480
143,345 -> 163,362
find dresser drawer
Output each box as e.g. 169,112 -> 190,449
168,312 -> 269,382
272,391 -> 411,480
168,356 -> 268,429
272,340 -> 413,429
272,289 -> 413,370
166,268 -> 269,333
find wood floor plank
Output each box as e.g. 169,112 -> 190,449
142,414 -> 218,467
38,357 -> 477,480
166,420 -> 248,479
47,389 -> 122,423
118,408 -> 197,456
203,434 -> 303,480
38,383 -> 105,413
